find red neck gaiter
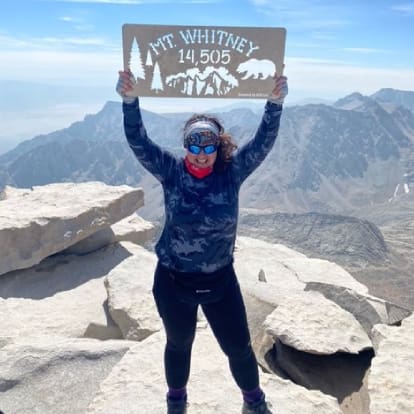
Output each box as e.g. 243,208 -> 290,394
184,157 -> 213,179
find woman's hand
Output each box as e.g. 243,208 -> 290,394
116,70 -> 137,104
268,72 -> 288,105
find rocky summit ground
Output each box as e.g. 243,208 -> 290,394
238,209 -> 414,311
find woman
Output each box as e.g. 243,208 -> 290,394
117,69 -> 288,414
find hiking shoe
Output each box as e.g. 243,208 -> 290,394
167,397 -> 188,414
242,396 -> 273,414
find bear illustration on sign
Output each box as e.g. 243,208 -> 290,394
236,58 -> 275,80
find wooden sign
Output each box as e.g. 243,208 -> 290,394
122,24 -> 286,99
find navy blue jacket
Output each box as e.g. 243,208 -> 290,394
123,99 -> 283,273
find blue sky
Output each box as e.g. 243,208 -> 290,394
1,0 -> 414,150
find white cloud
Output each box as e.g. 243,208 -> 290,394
0,34 -> 28,49
58,14 -> 96,31
0,33 -> 115,51
392,3 -> 414,15
285,56 -> 414,100
343,47 -> 389,54
52,0 -> 219,3
0,50 -> 121,85
249,0 -> 270,5
52,0 -> 147,3
44,36 -> 108,46
248,0 -> 352,30
60,16 -> 76,22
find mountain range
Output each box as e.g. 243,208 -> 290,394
165,66 -> 239,97
1,88 -> 413,225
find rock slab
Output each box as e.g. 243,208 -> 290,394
264,291 -> 372,354
369,314 -> 414,414
0,182 -> 144,276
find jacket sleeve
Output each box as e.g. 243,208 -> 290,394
123,99 -> 177,183
232,101 -> 283,184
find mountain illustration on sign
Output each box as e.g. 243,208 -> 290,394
165,66 -> 239,97
237,58 -> 275,80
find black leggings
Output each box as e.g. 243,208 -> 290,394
152,262 -> 259,392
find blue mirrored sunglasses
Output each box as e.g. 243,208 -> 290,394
188,144 -> 218,155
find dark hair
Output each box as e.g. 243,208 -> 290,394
183,114 -> 238,172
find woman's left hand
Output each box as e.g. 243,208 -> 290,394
269,73 -> 288,105
116,69 -> 137,104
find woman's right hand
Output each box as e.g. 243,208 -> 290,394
116,70 -> 136,104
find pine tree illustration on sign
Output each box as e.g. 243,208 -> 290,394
131,37 -> 146,81
151,62 -> 164,93
145,50 -> 153,66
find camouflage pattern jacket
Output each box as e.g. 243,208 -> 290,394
123,99 -> 283,273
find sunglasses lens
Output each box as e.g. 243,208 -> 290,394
189,145 -> 201,155
203,145 -> 217,154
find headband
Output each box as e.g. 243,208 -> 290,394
183,120 -> 220,147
